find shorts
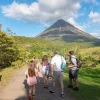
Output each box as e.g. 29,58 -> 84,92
69,69 -> 79,80
52,71 -> 64,82
42,69 -> 49,75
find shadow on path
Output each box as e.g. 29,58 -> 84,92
15,77 -> 75,100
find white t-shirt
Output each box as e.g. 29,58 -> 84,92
51,55 -> 66,71
70,55 -> 78,70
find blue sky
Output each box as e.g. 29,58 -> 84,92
0,0 -> 100,38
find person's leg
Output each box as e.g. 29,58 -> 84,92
67,70 -> 73,88
60,82 -> 64,93
50,71 -> 56,93
43,74 -> 46,86
52,81 -> 56,91
69,79 -> 73,85
75,79 -> 78,87
73,79 -> 79,91
44,74 -> 48,87
60,72 -> 64,98
28,85 -> 32,100
45,74 -> 48,85
49,80 -> 56,93
73,69 -> 79,87
73,70 -> 79,91
33,85 -> 36,95
29,86 -> 32,95
60,72 -> 64,93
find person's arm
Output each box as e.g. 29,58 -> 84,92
50,58 -> 54,76
50,64 -> 54,76
68,58 -> 77,68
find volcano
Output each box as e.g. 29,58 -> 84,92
37,19 -> 97,42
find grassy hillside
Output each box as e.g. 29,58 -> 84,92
79,47 -> 100,68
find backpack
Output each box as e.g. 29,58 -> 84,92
60,56 -> 66,70
76,58 -> 82,68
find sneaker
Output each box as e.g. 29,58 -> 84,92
67,85 -> 73,88
60,94 -> 64,98
50,91 -> 55,93
73,87 -> 79,91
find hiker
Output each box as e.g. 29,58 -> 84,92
32,55 -> 36,61
42,55 -> 50,88
50,50 -> 66,98
32,56 -> 37,67
67,51 -> 79,91
26,60 -> 38,100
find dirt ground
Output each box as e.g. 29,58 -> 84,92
0,67 -> 75,100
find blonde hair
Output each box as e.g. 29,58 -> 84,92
28,61 -> 36,77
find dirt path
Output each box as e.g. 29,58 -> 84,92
0,68 -> 75,100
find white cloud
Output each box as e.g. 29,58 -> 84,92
89,11 -> 100,24
67,17 -> 90,31
1,0 -> 81,22
89,30 -> 100,38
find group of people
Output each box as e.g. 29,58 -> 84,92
25,50 -> 79,100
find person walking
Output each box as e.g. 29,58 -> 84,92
50,50 -> 66,98
67,51 -> 79,91
42,55 -> 50,88
26,60 -> 38,100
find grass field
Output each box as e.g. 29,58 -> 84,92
64,66 -> 100,100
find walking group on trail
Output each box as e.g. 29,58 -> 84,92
25,50 -> 81,100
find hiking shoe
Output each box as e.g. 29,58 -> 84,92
73,87 -> 79,91
60,94 -> 64,98
32,95 -> 35,99
50,91 -> 55,93
67,85 -> 73,89
44,85 -> 48,89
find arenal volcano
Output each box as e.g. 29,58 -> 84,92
36,19 -> 97,42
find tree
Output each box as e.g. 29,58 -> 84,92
0,28 -> 19,68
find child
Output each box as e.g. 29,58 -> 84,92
27,60 -> 38,100
42,55 -> 50,88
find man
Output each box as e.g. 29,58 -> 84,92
50,50 -> 66,98
67,51 -> 79,91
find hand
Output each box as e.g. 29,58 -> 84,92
50,72 -> 53,76
67,65 -> 72,69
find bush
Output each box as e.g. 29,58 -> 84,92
0,30 -> 19,68
11,60 -> 22,68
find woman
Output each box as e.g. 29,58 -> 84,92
42,55 -> 50,88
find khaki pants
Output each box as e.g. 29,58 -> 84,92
52,71 -> 64,82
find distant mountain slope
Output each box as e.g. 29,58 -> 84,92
37,19 -> 97,42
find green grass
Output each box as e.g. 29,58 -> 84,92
64,66 -> 100,100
